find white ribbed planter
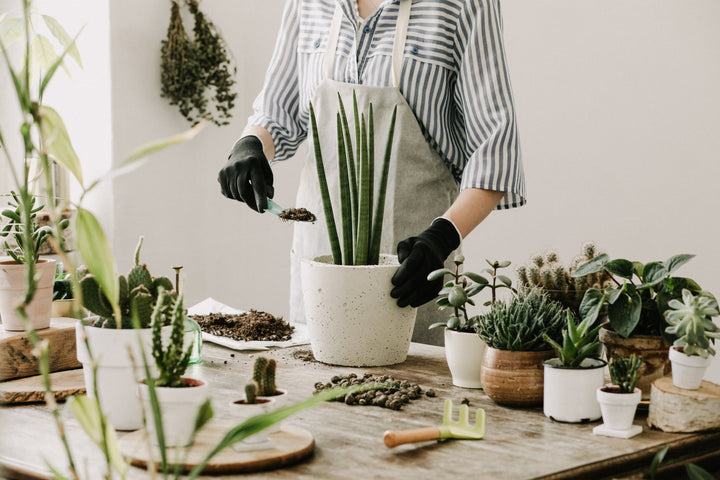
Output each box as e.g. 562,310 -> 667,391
445,329 -> 485,389
669,347 -> 711,390
139,378 -> 209,447
597,387 -> 642,431
543,357 -> 606,423
301,255 -> 417,367
76,322 -> 170,430
0,258 -> 55,331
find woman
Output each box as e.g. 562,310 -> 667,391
218,0 -> 525,345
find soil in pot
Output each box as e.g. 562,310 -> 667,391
191,310 -> 294,341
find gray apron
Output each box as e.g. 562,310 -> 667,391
290,0 -> 459,345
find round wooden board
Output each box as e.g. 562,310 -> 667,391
118,422 -> 314,474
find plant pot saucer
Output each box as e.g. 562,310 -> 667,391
592,423 -> 642,439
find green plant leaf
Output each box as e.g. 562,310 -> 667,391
41,15 -> 82,67
497,275 -> 512,287
664,254 -> 695,276
496,260 -> 511,268
29,34 -> 57,75
608,289 -> 642,338
649,445 -> 669,480
427,268 -> 452,282
571,253 -> 609,277
463,272 -> 488,285
604,259 -> 635,279
638,261 -> 667,288
38,106 -> 83,186
579,288 -> 605,324
685,463 -> 715,480
448,286 -> 468,307
605,285 -> 625,304
0,17 -> 23,47
75,207 -> 119,311
69,395 -> 127,476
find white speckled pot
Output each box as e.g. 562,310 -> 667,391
301,254 -> 417,366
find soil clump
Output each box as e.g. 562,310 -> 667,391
191,310 -> 294,342
314,373 -> 430,410
279,208 -> 316,222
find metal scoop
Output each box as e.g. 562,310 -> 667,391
264,198 -> 286,216
383,399 -> 485,448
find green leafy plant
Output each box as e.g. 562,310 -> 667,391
309,93 -> 397,265
0,191 -> 58,263
428,256 -> 514,332
150,289 -> 192,388
543,311 -> 602,367
79,236 -> 176,328
664,288 -> 720,358
476,289 -> 566,351
516,242 -> 612,317
572,253 -> 703,340
608,353 -> 642,393
160,0 -> 237,126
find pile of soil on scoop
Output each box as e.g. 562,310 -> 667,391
191,310 -> 294,342
279,208 -> 316,222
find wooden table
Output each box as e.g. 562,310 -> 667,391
1,343 -> 718,479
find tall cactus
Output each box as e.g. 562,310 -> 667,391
152,289 -> 192,387
246,356 -> 279,401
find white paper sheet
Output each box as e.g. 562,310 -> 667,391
187,297 -> 309,351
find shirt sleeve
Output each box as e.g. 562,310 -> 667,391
454,0 -> 526,209
246,0 -> 307,162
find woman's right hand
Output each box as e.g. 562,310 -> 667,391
218,136 -> 274,213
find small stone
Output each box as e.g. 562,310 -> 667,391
426,389 -> 437,398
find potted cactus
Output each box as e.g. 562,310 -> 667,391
138,288 -> 208,448
428,256 -> 513,388
542,311 -> 606,423
0,192 -> 59,331
664,289 -> 720,390
476,289 -> 566,406
300,94 -> 416,367
51,262 -> 75,318
594,353 -> 643,438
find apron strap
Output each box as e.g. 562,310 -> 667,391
323,0 -> 412,86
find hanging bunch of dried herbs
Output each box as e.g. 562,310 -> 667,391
160,0 -> 237,126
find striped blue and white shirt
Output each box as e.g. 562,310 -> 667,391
248,0 -> 525,209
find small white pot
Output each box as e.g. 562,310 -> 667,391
669,347 -> 711,390
76,322 -> 170,430
597,386 -> 642,431
51,298 -> 75,318
444,329 -> 486,389
301,255 -> 418,366
0,258 -> 55,331
139,378 -> 209,447
229,396 -> 276,451
543,357 -> 606,423
256,388 -> 288,433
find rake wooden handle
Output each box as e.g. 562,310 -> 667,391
383,427 -> 441,448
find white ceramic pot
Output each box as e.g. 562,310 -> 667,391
256,388 -> 288,433
139,378 -> 209,447
76,322 -> 170,430
300,255 -> 418,367
596,386 -> 641,431
229,396 -> 276,451
543,357 -> 607,423
51,298 -> 74,318
669,347 -> 711,390
0,258 -> 55,331
444,329 -> 486,389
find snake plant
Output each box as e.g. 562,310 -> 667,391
309,93 -> 397,265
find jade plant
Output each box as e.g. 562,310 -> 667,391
516,242 -> 612,317
428,256 -> 515,332
310,93 -> 397,265
80,237 -> 175,328
664,288 -> 720,358
244,356 -> 278,404
543,311 -> 602,367
571,253 -> 704,340
150,289 -> 192,387
608,353 -> 642,393
476,289 -> 566,351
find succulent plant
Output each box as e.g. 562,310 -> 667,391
0,192 -> 64,264
244,356 -> 279,403
80,237 -> 176,328
543,310 -> 602,367
151,289 -> 192,388
516,242 -> 611,317
664,288 -> 720,358
52,262 -> 73,301
476,289 -> 566,351
608,353 -> 642,393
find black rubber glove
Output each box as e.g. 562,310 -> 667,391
218,136 -> 274,212
391,217 -> 461,308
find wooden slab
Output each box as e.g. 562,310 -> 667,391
0,368 -> 85,404
118,422 -> 314,474
647,376 -> 720,433
0,317 -> 81,381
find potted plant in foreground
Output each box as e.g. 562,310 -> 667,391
572,253 -> 703,400
300,94 -> 413,367
428,256 -> 513,388
664,288 -> 720,390
543,311 -> 605,423
594,353 -> 643,438
138,289 -> 208,448
476,289 -> 566,406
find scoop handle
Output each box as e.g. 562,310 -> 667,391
383,427 -> 441,448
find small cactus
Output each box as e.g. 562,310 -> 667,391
244,380 -> 258,404
245,356 -> 280,402
608,353 -> 642,393
151,289 -> 192,387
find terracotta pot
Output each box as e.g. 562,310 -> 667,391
301,254 -> 417,366
445,329 -> 486,389
599,327 -> 670,401
480,347 -> 554,406
0,258 -> 56,331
